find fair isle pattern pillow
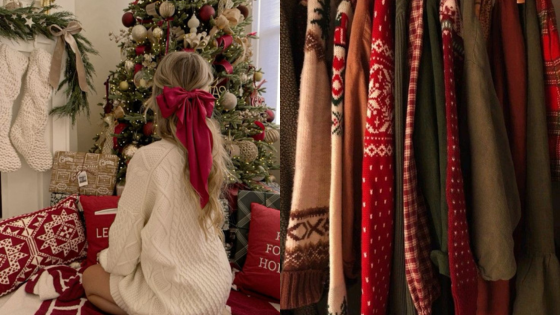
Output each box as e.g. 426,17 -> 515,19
0,195 -> 87,297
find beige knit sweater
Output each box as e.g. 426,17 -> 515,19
99,139 -> 232,315
281,0 -> 332,309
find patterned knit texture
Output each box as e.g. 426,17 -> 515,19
98,139 -> 232,315
535,0 -> 560,181
440,1 -> 478,314
0,44 -> 28,173
328,1 -> 352,314
10,49 -> 53,172
281,0 -> 331,309
403,0 -> 440,313
361,0 -> 394,313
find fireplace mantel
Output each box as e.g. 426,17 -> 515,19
0,36 -> 78,219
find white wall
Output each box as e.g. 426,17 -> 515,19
73,0 -> 130,152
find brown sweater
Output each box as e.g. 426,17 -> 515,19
341,0 -> 373,280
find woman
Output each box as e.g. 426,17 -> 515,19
83,52 -> 232,315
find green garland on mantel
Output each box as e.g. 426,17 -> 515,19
0,4 -> 97,123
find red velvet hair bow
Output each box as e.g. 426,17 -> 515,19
156,86 -> 216,208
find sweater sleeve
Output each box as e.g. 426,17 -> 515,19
100,150 -> 154,276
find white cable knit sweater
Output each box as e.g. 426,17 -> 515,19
98,139 -> 232,315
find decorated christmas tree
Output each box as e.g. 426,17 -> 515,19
91,0 -> 279,191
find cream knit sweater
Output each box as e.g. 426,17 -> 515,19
98,139 -> 232,315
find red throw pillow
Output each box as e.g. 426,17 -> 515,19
233,203 -> 280,301
0,195 -> 87,297
79,196 -> 119,268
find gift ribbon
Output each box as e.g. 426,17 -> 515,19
48,22 -> 88,92
217,35 -> 233,51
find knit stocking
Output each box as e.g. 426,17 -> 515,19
10,49 -> 53,172
0,44 -> 28,173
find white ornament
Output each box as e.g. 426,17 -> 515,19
131,24 -> 148,42
124,60 -> 134,72
159,1 -> 176,18
25,17 -> 34,27
187,15 -> 200,34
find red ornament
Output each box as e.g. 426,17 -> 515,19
143,121 -> 154,136
266,109 -> 275,122
113,123 -> 127,149
134,64 -> 143,75
122,12 -> 136,27
199,5 -> 216,22
135,45 -> 146,55
252,121 -> 266,141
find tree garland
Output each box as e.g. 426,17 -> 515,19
0,4 -> 97,123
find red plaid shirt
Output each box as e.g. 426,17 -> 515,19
536,0 -> 560,181
403,0 -> 440,313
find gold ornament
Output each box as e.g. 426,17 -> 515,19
131,24 -> 148,42
123,142 -> 139,158
119,81 -> 129,91
254,71 -> 263,82
238,140 -> 258,162
153,27 -> 163,40
226,143 -> 241,157
222,92 -> 238,110
159,1 -> 176,18
264,128 -> 279,143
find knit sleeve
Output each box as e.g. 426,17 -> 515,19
100,149 -> 154,276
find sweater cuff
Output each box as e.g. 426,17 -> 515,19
98,249 -> 109,270
280,269 -> 326,310
109,273 -> 128,314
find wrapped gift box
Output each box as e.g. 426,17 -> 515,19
49,152 -> 119,196
233,190 -> 280,268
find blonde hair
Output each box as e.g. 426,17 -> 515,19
146,52 -> 230,238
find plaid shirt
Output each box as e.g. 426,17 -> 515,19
536,0 -> 560,181
403,0 -> 440,313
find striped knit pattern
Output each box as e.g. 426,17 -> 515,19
281,0 -> 332,309
328,1 -> 353,314
403,0 -> 441,314
361,0 -> 395,313
440,1 -> 478,314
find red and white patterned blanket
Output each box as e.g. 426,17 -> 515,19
0,264 -> 279,315
0,264 -> 104,315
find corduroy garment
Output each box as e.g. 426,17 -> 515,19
361,0 -> 395,313
328,1 -> 353,313
458,1 -> 521,315
281,0 -> 332,309
512,1 -> 560,313
341,0 -> 374,280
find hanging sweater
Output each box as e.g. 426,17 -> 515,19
281,0 -> 332,309
341,0 -> 373,280
439,0 -> 478,313
361,0 -> 395,313
328,1 -> 353,314
513,0 -> 560,313
98,139 -> 232,315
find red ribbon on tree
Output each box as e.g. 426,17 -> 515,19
157,18 -> 175,55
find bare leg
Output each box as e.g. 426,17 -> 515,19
83,264 -> 127,315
